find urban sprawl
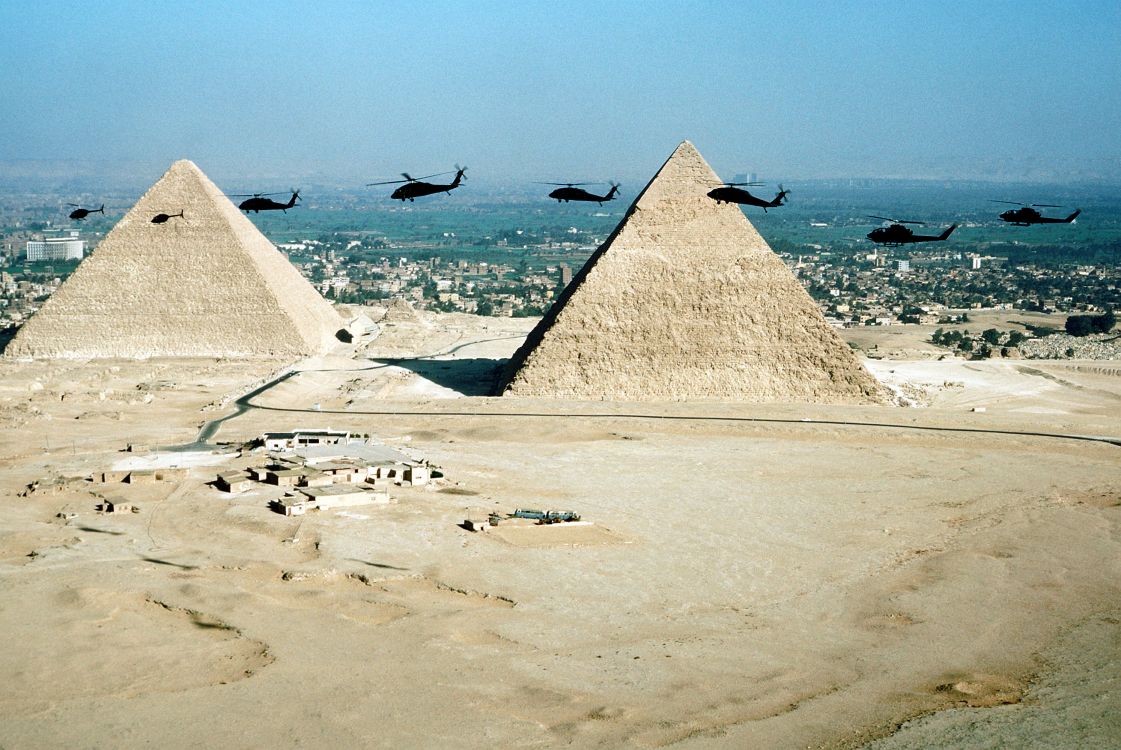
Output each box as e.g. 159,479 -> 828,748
4,211 -> 1120,356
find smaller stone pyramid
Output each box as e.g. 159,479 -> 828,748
498,141 -> 888,403
6,160 -> 341,359
380,298 -> 423,325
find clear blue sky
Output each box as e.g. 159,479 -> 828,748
1,0 -> 1119,184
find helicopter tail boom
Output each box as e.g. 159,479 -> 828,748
1064,209 -> 1081,223
938,224 -> 958,241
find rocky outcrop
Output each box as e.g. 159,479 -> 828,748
498,141 -> 888,404
6,160 -> 341,359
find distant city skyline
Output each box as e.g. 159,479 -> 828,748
2,1 -> 1119,185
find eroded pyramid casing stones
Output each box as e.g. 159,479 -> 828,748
6,160 -> 341,359
499,141 -> 888,403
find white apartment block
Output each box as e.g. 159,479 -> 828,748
27,232 -> 85,262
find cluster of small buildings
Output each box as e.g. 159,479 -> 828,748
792,248 -> 1121,325
0,270 -> 65,327
215,429 -> 433,516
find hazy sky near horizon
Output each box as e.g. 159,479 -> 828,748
2,0 -> 1119,184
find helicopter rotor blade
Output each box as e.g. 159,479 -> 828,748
534,181 -> 597,186
868,215 -> 925,225
723,181 -> 765,187
366,178 -> 410,186
66,203 -> 82,207
990,199 -> 1064,209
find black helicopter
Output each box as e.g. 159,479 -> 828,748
67,203 -> 104,220
227,190 -> 300,213
151,210 -> 184,224
367,166 -> 467,202
866,216 -> 957,246
707,181 -> 789,211
991,201 -> 1081,226
536,182 -> 620,205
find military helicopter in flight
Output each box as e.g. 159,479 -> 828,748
707,181 -> 790,211
151,210 -> 184,224
67,203 -> 104,221
991,201 -> 1081,226
866,216 -> 957,246
226,190 -> 300,213
536,181 -> 620,204
367,166 -> 467,202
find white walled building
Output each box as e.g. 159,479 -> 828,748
26,232 -> 85,262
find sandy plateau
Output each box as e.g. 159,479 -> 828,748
1,310 -> 1120,749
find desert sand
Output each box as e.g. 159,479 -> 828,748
1,311 -> 1119,749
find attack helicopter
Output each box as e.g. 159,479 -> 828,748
707,181 -> 789,211
226,190 -> 300,213
536,181 -> 620,205
866,216 -> 957,247
367,166 -> 467,202
151,210 -> 184,224
67,203 -> 104,221
991,201 -> 1081,226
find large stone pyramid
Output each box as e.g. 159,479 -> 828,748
498,141 -> 887,403
6,160 -> 342,359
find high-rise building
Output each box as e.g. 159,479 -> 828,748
26,232 -> 85,262
559,263 -> 572,286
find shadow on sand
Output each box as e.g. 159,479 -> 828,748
384,357 -> 508,397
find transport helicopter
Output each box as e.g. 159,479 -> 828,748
67,203 -> 104,221
226,190 -> 300,213
707,181 -> 789,211
367,166 -> 467,202
536,181 -> 620,204
151,210 -> 184,224
866,216 -> 957,246
991,201 -> 1081,226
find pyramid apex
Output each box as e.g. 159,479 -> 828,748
671,140 -> 700,156
168,158 -> 203,173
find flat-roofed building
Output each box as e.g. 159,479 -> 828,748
262,429 -> 363,451
270,484 -> 390,515
298,484 -> 390,509
265,467 -> 305,487
216,470 -> 254,493
26,234 -> 85,262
